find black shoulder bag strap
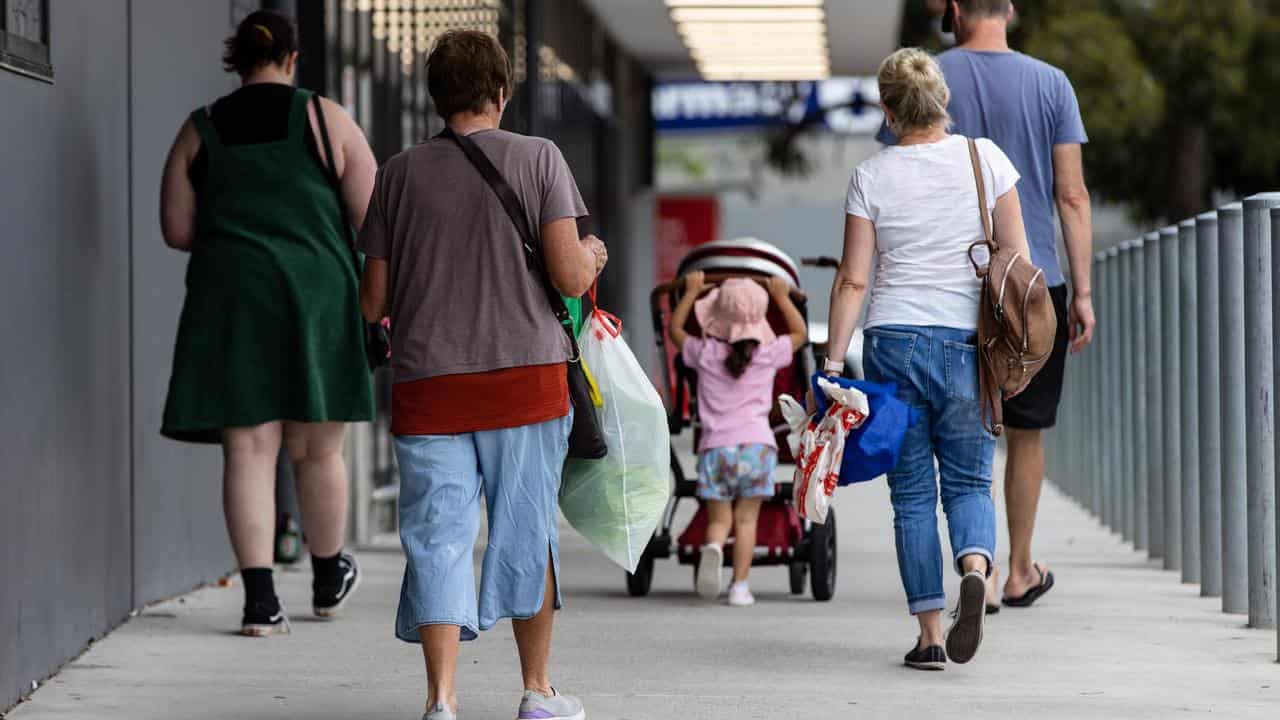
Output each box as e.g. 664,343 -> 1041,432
440,126 -> 606,460
311,93 -> 389,370
439,127 -> 579,356
311,94 -> 357,264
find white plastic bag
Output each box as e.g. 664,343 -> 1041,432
561,310 -> 672,572
792,379 -> 869,523
778,394 -> 810,459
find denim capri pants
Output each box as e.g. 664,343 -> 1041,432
863,325 -> 996,615
392,412 -> 571,642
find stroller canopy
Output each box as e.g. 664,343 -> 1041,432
676,237 -> 801,287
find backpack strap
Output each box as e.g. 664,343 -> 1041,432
968,136 -> 1005,437
967,137 -> 998,252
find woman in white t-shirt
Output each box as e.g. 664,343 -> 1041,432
823,47 -> 1033,671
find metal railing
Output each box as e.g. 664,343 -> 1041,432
1048,193 -> 1280,662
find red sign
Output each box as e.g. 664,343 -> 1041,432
656,196 -> 719,286
654,196 -> 719,406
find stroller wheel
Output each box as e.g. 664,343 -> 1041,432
810,507 -> 837,602
626,543 -> 657,597
789,561 -> 808,595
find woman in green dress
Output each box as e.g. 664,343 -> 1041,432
158,10 -> 375,636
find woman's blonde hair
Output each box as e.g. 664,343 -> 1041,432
878,47 -> 950,135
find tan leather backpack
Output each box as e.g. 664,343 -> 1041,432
966,138 -> 1058,436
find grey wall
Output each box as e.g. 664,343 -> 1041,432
129,0 -> 234,605
1,1 -> 237,709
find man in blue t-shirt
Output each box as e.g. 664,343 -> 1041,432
879,0 -> 1094,610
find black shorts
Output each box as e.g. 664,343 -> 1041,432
1002,283 -> 1069,430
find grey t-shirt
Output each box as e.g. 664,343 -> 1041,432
878,49 -> 1088,287
358,129 -> 588,383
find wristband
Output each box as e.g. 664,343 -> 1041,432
822,358 -> 845,375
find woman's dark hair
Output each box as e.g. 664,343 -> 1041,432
725,340 -> 760,379
223,10 -> 298,77
426,30 -> 513,120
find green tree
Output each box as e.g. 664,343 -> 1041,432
1020,0 -> 1271,222
896,0 -> 1280,222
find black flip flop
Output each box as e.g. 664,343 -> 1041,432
1002,563 -> 1055,608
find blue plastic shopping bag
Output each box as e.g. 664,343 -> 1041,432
810,374 -> 914,485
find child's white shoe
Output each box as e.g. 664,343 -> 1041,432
727,581 -> 755,607
696,544 -> 724,599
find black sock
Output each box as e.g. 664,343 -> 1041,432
241,567 -> 277,610
311,551 -> 342,586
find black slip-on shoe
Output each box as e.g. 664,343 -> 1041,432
242,600 -> 290,637
945,570 -> 987,664
904,641 -> 947,671
313,553 -> 361,619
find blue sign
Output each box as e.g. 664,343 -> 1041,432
653,78 -> 883,134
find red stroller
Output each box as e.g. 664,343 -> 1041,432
626,238 -> 837,601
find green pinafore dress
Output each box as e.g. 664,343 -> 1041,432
162,89 -> 373,443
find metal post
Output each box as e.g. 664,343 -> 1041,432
1092,252 -> 1106,520
1196,212 -> 1223,597
1246,192 -> 1280,629
1132,237 -> 1149,551
1220,203 -> 1249,614
1075,343 -> 1085,505
1159,226 -> 1182,571
1144,230 -> 1165,560
1064,345 -> 1077,501
1119,242 -> 1136,543
1273,207 -> 1280,658
1107,248 -> 1122,532
1070,323 -> 1080,503
1178,219 -> 1200,583
1100,249 -> 1111,525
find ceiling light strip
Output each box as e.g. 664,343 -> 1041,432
669,1 -> 831,80
665,0 -> 822,7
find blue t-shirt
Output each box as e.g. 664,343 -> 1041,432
877,49 -> 1088,287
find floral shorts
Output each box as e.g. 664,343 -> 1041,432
696,444 -> 779,501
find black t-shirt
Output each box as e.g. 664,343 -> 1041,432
189,83 -> 324,188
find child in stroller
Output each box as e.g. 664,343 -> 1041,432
667,270 -> 808,605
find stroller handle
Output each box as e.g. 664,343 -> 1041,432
652,273 -> 807,304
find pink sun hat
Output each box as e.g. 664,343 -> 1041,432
694,277 -> 777,345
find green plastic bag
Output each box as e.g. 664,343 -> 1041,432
562,295 -> 583,337
561,309 -> 671,572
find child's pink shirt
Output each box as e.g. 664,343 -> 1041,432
682,336 -> 794,452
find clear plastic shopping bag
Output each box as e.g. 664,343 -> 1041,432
561,308 -> 671,572
788,378 -> 869,522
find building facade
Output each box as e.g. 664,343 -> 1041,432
0,0 -> 653,710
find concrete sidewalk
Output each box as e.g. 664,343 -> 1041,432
10,456 -> 1278,720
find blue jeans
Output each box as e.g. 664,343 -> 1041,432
392,412 -> 571,642
863,325 -> 996,615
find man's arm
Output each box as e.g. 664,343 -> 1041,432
359,258 -> 388,323
1053,142 -> 1094,352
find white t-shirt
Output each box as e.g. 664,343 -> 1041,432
845,134 -> 1020,332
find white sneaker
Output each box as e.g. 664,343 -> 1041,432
727,581 -> 755,607
696,544 -> 724,599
